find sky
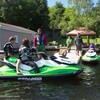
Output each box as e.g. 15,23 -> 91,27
47,0 -> 98,7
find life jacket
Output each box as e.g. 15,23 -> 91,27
19,45 -> 32,62
36,35 -> 40,45
36,35 -> 44,45
3,43 -> 14,59
90,45 -> 94,48
89,44 -> 95,49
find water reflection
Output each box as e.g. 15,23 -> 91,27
0,77 -> 82,100
80,62 -> 96,87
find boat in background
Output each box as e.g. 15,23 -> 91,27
82,48 -> 100,63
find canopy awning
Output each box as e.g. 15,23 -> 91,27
67,28 -> 96,36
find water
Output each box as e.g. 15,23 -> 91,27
0,53 -> 100,100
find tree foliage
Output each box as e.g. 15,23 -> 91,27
59,7 -> 82,35
67,0 -> 94,15
0,0 -> 49,31
0,0 -> 100,37
49,1 -> 65,29
49,0 -> 100,37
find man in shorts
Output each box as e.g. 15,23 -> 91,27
74,33 -> 83,56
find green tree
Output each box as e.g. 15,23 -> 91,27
67,0 -> 94,15
35,0 -> 49,30
0,0 -> 4,21
89,6 -> 100,37
0,0 -> 49,31
48,2 -> 65,38
1,0 -> 37,29
59,7 -> 82,35
97,0 -> 100,7
49,1 -> 65,29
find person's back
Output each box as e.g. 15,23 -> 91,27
89,43 -> 95,50
19,45 -> 31,63
19,38 -> 34,63
66,36 -> 73,45
16,38 -> 40,74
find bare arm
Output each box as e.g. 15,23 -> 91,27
8,53 -> 14,56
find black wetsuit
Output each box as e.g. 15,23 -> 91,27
3,43 -> 14,59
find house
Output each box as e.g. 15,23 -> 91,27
0,22 -> 36,50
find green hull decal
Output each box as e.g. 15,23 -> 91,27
82,55 -> 100,61
0,64 -> 81,77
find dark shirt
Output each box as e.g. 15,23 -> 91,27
3,43 -> 14,59
89,44 -> 95,50
74,36 -> 83,46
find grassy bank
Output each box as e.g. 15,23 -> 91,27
49,38 -> 100,46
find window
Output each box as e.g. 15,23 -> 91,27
14,35 -> 19,43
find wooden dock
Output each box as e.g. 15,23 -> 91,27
54,50 -> 81,64
66,50 -> 81,64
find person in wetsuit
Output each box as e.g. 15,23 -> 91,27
3,36 -> 16,59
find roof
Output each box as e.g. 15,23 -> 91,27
67,27 -> 96,36
0,22 -> 36,35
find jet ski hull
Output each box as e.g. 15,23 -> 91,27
0,57 -> 83,80
82,50 -> 100,63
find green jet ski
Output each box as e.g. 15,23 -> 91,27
0,53 -> 83,80
82,49 -> 100,63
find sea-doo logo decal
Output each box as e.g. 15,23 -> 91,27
18,77 -> 42,82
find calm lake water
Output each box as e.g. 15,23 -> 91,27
0,53 -> 100,100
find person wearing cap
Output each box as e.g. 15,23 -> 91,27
33,28 -> 48,53
74,33 -> 83,56
3,36 -> 16,59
